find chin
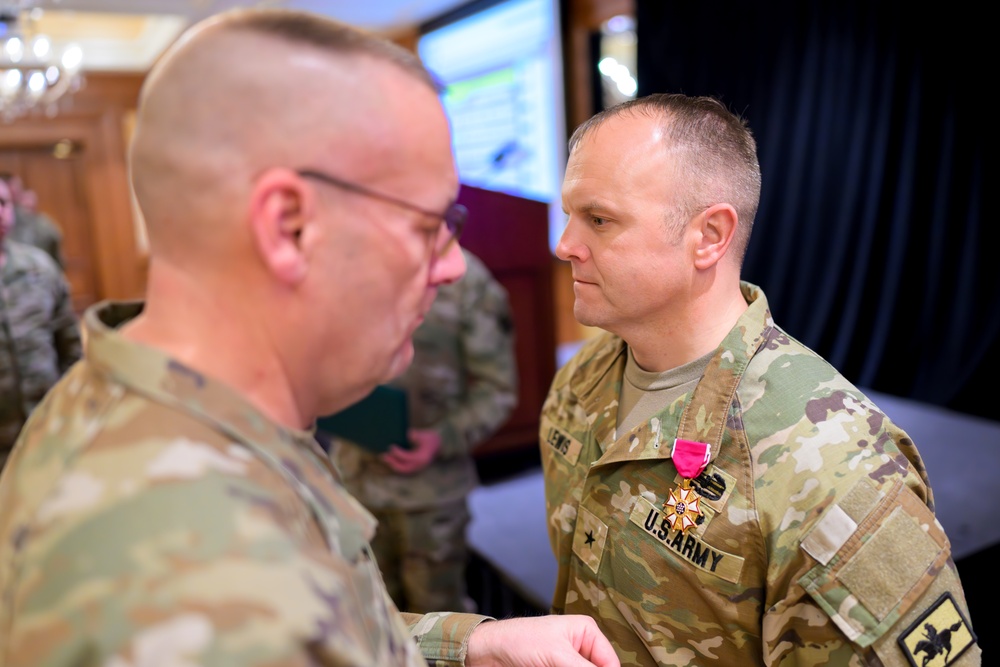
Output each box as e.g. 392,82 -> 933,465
574,304 -> 620,334
573,303 -> 601,328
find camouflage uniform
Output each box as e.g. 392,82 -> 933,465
334,249 -> 518,613
541,282 -> 979,666
0,241 -> 80,469
0,301 -> 491,666
8,206 -> 64,268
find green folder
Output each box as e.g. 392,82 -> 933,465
316,384 -> 411,453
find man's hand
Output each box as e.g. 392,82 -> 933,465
381,428 -> 441,474
466,615 -> 620,667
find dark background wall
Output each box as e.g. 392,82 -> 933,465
636,0 -> 993,423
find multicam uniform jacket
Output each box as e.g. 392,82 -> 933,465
335,249 -> 518,511
0,241 -> 80,466
540,282 -> 979,667
0,301 -> 490,667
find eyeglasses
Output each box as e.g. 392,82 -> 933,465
297,169 -> 467,258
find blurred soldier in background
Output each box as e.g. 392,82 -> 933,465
0,172 -> 65,268
0,176 -> 80,470
334,247 -> 518,613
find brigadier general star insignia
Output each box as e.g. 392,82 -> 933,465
664,438 -> 711,532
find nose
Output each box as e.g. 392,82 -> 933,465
429,239 -> 466,286
555,217 -> 588,263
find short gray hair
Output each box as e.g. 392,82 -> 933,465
209,8 -> 440,92
570,93 -> 761,259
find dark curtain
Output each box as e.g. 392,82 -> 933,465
635,0 -> 994,421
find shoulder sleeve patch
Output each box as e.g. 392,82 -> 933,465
798,479 -> 952,648
897,592 -> 977,667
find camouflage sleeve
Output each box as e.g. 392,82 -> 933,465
403,611 -> 494,665
4,437 -> 425,666
434,263 -> 518,459
752,391 -> 980,665
49,270 -> 81,373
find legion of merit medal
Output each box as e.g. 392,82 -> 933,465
663,438 -> 712,532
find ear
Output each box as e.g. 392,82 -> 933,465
692,203 -> 738,271
248,168 -> 315,285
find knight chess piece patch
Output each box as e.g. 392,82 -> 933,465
897,592 -> 976,667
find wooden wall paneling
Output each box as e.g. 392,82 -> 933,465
499,272 -> 553,448
91,103 -> 147,300
55,153 -> 99,312
0,72 -> 145,308
11,143 -> 99,312
1,119 -> 103,312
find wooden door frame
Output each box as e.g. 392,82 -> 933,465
0,73 -> 146,301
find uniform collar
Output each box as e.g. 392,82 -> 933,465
567,282 -> 775,467
81,300 -> 378,552
84,300 -> 319,452
672,282 -> 774,461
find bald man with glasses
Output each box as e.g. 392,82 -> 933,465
0,9 -> 618,667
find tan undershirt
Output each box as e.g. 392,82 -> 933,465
616,347 -> 714,439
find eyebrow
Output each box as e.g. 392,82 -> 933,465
573,201 -> 616,218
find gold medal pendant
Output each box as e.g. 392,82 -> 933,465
665,438 -> 711,532
663,479 -> 702,532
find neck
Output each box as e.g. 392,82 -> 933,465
625,279 -> 747,373
121,258 -> 308,429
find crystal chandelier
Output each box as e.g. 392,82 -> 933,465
0,1 -> 83,123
